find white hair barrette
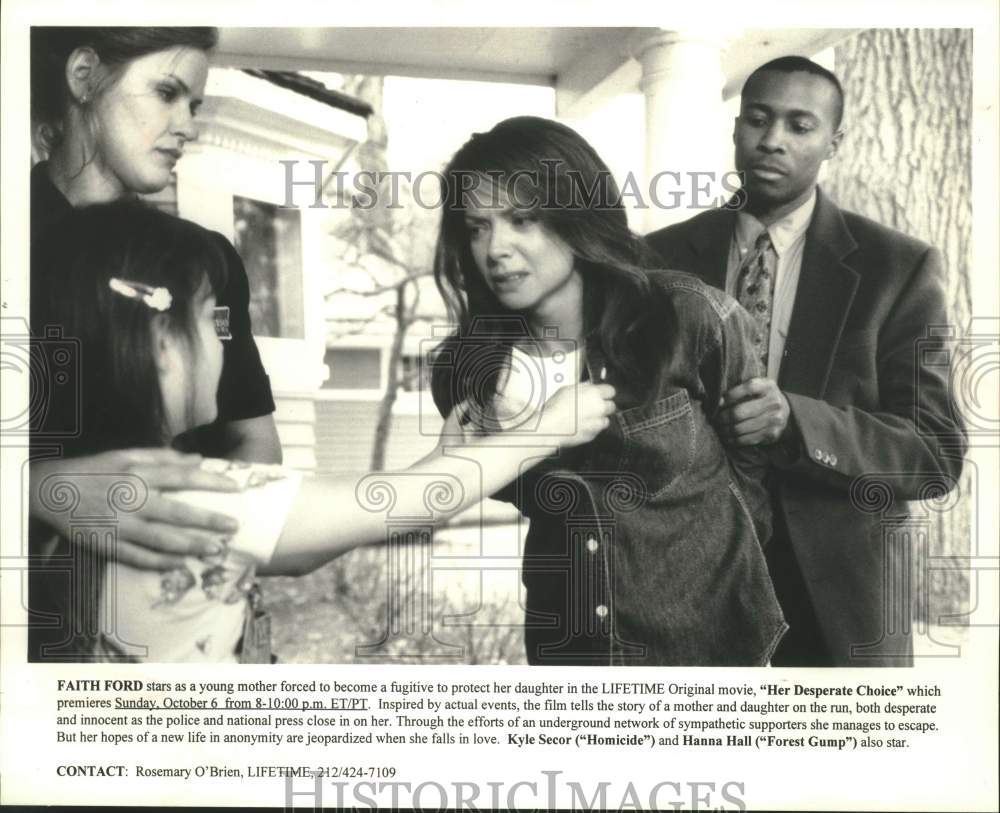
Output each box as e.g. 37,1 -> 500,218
108,277 -> 172,312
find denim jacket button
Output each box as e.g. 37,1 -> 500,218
595,605 -> 609,619
586,537 -> 599,553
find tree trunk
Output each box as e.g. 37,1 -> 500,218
824,29 -> 973,624
825,28 -> 972,328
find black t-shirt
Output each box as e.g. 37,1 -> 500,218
30,163 -> 276,454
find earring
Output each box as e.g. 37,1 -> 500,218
79,90 -> 91,105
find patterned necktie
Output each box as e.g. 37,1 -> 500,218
735,229 -> 775,371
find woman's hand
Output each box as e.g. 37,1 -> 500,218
434,383 -> 614,455
30,449 -> 242,570
537,382 -> 616,446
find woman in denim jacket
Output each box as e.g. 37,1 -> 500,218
431,117 -> 787,666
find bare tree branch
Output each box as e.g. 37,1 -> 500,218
326,268 -> 433,300
326,304 -> 397,338
411,277 -> 423,315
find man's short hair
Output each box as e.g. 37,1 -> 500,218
742,56 -> 844,129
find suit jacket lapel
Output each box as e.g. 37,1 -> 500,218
778,188 -> 861,397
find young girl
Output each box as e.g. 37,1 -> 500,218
30,27 -> 278,570
431,116 -> 787,666
29,202 -> 616,663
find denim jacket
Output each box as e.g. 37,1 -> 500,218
431,270 -> 787,665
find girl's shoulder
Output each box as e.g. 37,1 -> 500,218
171,460 -> 302,564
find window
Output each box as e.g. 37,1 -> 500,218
233,196 -> 304,339
400,354 -> 431,392
323,348 -> 382,390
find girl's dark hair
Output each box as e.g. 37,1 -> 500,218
32,202 -> 228,457
31,26 -> 219,153
433,116 -> 659,406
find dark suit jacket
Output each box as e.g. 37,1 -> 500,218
646,188 -> 966,666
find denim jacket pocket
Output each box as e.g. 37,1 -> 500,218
616,389 -> 697,499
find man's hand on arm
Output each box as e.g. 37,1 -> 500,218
30,449 -> 242,570
716,377 -> 794,447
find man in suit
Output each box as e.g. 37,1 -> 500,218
647,56 -> 966,666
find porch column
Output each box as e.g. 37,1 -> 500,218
632,30 -> 730,232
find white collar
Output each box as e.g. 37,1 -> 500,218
735,188 -> 817,258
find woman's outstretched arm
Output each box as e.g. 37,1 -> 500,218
260,382 -> 616,576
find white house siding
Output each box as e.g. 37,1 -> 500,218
313,399 -> 440,475
273,394 -> 319,471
